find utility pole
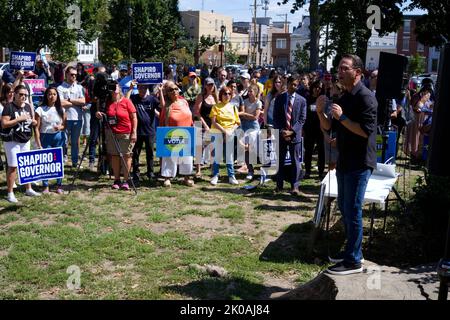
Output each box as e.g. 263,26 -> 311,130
263,0 -> 269,18
277,14 -> 288,33
250,0 -> 262,67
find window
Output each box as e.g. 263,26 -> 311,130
276,38 -> 287,49
402,37 -> 409,51
368,41 -> 372,46
215,19 -> 218,31
81,44 -> 85,55
190,18 -> 195,29
432,58 -> 438,72
374,41 -> 379,46
382,42 -> 387,46
417,42 -> 424,52
242,40 -> 246,49
262,34 -> 268,47
403,20 -> 411,33
90,45 -> 94,55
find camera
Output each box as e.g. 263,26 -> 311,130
93,72 -> 117,100
107,115 -> 118,126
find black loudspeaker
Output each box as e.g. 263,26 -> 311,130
428,43 -> 450,177
375,52 -> 408,126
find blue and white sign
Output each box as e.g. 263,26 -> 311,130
17,147 -> 64,185
156,127 -> 196,157
132,62 -> 163,84
10,51 -> 37,71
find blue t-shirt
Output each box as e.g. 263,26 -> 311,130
130,94 -> 159,136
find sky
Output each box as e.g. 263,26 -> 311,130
178,0 -> 427,32
178,0 -> 309,31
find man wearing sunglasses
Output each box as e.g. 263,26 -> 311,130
57,66 -> 86,167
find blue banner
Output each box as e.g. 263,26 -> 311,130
17,147 -> 64,185
156,127 -> 196,157
10,51 -> 37,71
376,131 -> 397,163
132,62 -> 163,84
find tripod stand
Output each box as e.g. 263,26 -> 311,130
69,114 -> 138,195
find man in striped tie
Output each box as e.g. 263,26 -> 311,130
273,76 -> 307,195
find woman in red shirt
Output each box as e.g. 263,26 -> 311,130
159,81 -> 194,187
96,82 -> 137,190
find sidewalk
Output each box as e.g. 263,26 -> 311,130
274,261 -> 441,300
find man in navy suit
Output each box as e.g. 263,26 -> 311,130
273,76 -> 307,195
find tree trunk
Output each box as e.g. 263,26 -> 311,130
428,43 -> 450,177
309,0 -> 320,71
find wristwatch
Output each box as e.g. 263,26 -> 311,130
339,114 -> 347,122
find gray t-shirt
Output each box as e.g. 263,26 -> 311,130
57,82 -> 84,121
243,99 -> 262,115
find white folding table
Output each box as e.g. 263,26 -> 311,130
314,167 -> 402,250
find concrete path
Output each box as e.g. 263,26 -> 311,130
273,261 -> 442,300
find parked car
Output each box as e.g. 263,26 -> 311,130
409,73 -> 437,91
0,62 -> 10,78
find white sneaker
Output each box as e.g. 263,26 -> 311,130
6,193 -> 18,203
246,173 -> 254,181
13,182 -> 17,189
229,176 -> 239,185
210,175 -> 219,185
25,189 -> 41,197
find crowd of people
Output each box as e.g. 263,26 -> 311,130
0,53 -> 439,277
0,57 -> 435,205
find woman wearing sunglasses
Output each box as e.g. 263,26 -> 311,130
1,85 -> 40,203
209,87 -> 241,185
159,81 -> 195,187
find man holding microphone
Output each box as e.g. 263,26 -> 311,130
316,54 -> 377,275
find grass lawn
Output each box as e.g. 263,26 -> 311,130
0,152 -> 424,299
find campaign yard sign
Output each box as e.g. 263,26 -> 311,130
17,147 -> 64,185
10,51 -> 37,71
23,79 -> 46,96
156,127 -> 196,157
132,62 -> 163,84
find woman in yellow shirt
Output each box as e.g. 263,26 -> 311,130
209,87 -> 241,185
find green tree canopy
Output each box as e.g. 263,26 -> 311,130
0,0 -> 107,61
101,0 -> 184,63
408,53 -> 426,76
292,43 -> 310,73
280,0 -> 405,68
409,1 -> 450,47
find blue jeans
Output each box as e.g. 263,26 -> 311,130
211,132 -> 235,177
336,167 -> 372,265
64,120 -> 82,165
88,116 -> 100,164
41,131 -> 65,186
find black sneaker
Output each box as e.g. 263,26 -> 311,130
326,262 -> 363,275
329,252 -> 365,264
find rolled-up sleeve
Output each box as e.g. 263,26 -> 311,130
359,94 -> 378,137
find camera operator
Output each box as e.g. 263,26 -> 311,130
95,81 -> 137,190
87,66 -> 106,171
